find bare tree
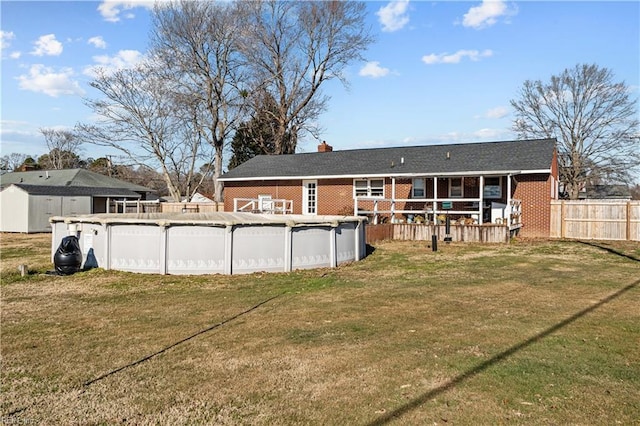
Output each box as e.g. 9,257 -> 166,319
511,64 -> 639,199
1,153 -> 29,171
239,0 -> 374,154
150,0 -> 247,202
39,128 -> 83,169
76,62 -> 216,202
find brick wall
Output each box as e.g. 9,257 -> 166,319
514,174 -> 552,237
316,178 -> 353,215
223,180 -> 302,213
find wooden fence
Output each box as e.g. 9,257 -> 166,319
366,223 -> 512,244
160,202 -> 223,214
550,200 -> 640,241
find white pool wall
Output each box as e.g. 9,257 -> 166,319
50,212 -> 367,275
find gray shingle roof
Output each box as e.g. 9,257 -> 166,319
219,138 -> 557,181
0,169 -> 151,193
9,184 -> 142,198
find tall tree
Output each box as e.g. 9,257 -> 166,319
76,62 -> 216,202
39,128 -> 82,169
511,64 -> 639,199
37,149 -> 82,170
228,92 -> 283,169
239,0 -> 374,154
150,0 -> 247,202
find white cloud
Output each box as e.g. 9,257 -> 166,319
17,64 -> 85,97
422,49 -> 493,65
1,31 -> 21,59
473,128 -> 507,140
376,0 -> 410,32
88,36 -> 107,49
84,49 -> 144,76
485,106 -> 508,119
1,30 -> 15,49
98,0 -> 162,22
359,61 -> 391,79
31,34 -> 63,56
462,0 -> 515,29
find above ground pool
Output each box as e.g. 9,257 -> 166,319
50,212 -> 367,275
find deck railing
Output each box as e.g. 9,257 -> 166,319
233,198 -> 293,214
355,197 -> 522,228
109,199 -> 161,213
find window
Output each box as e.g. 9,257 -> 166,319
483,177 -> 502,198
449,178 -> 463,198
412,178 -> 425,198
354,180 -> 368,197
354,178 -> 385,198
370,179 -> 384,197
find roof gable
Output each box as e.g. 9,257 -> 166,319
220,138 -> 557,181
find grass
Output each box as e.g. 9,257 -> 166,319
1,232 -> 639,425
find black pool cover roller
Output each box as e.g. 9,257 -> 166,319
53,235 -> 82,275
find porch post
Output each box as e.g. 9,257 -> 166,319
432,177 -> 438,222
479,176 -> 484,225
391,177 -> 396,221
506,174 -> 512,226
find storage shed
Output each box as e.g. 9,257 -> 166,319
0,169 -> 152,233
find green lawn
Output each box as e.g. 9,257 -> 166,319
1,233 -> 639,425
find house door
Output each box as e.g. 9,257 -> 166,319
302,180 -> 317,215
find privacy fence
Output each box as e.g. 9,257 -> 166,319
550,200 -> 640,241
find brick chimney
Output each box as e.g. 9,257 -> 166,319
317,141 -> 333,152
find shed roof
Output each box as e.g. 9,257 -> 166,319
7,183 -> 142,198
0,169 -> 151,193
219,138 -> 556,181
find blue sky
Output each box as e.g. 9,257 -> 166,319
1,1 -> 639,165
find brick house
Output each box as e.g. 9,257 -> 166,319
219,138 -> 559,238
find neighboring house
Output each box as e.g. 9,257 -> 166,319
579,184 -> 632,201
0,169 -> 153,233
219,138 -> 559,238
183,192 -> 214,203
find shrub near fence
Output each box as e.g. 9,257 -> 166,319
550,200 -> 640,241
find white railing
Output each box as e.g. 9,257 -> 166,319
354,197 -> 522,228
233,198 -> 293,214
110,199 -> 161,213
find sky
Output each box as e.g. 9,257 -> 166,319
1,0 -> 639,168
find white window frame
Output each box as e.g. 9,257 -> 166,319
412,178 -> 425,198
302,180 -> 317,215
353,178 -> 385,198
449,177 -> 463,198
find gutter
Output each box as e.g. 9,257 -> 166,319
219,169 -> 552,182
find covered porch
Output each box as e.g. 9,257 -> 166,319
354,173 -> 522,231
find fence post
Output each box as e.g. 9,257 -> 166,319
627,201 -> 631,241
560,201 -> 566,239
